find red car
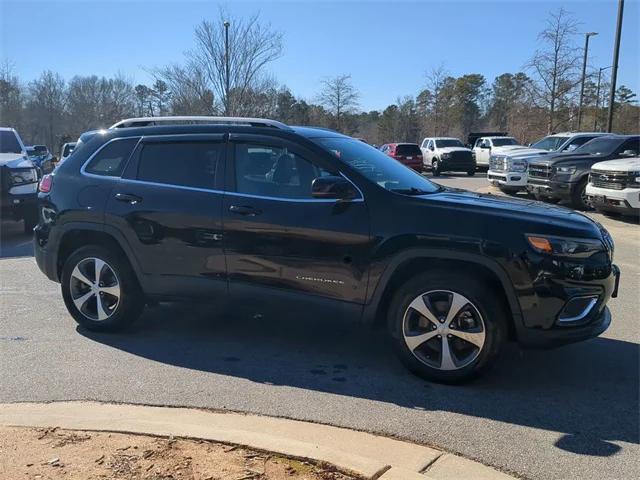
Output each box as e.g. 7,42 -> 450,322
380,143 -> 423,171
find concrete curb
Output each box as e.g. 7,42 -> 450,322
0,401 -> 515,480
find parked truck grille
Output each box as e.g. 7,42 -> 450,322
528,164 -> 552,179
589,170 -> 633,190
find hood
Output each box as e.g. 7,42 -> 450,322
592,157 -> 640,172
498,148 -> 549,159
440,146 -> 472,153
491,145 -> 528,154
423,188 -> 600,236
0,153 -> 33,168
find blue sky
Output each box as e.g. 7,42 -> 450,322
1,0 -> 638,110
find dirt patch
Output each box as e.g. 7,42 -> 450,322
0,426 -> 359,480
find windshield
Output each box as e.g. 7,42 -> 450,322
573,137 -> 621,155
313,137 -> 440,195
0,130 -> 22,154
531,136 -> 569,151
492,138 -> 519,147
436,139 -> 464,148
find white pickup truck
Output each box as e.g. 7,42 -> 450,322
420,137 -> 476,176
487,132 -> 608,193
587,156 -> 640,216
472,136 -> 525,169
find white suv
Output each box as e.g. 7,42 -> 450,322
587,157 -> 640,217
420,137 -> 476,176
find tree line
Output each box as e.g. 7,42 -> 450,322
1,7 -> 637,152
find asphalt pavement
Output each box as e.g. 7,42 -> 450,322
1,174 -> 638,480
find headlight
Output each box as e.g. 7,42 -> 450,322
9,168 -> 38,185
629,171 -> 640,183
526,234 -> 603,258
510,161 -> 527,172
442,153 -> 451,159
554,165 -> 576,175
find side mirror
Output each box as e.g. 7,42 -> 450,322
528,143 -> 532,147
620,150 -> 637,157
429,146 -> 435,151
311,175 -> 358,200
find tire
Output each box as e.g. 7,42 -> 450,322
467,170 -> 475,177
61,245 -> 144,332
498,186 -> 519,196
432,159 -> 441,177
387,270 -> 506,384
570,177 -> 591,210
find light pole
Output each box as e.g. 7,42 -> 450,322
224,20 -> 230,116
577,31 -> 598,130
607,0 -> 624,133
594,66 -> 613,131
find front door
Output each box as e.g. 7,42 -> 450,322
222,134 -> 371,313
106,134 -> 227,297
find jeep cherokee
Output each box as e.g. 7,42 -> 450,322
34,116 -> 620,383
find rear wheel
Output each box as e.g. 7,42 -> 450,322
387,271 -> 506,384
61,245 -> 144,332
432,159 -> 441,177
467,169 -> 475,176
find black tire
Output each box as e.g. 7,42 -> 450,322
570,177 -> 591,210
61,245 -> 144,332
387,270 -> 506,384
432,159 -> 441,177
467,170 -> 475,177
498,186 -> 519,196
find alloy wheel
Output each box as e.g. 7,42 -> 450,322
402,290 -> 486,371
69,257 -> 121,321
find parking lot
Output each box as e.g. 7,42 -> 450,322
1,173 -> 638,480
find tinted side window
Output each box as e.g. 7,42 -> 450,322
564,136 -> 593,151
234,143 -> 331,199
616,138 -> 640,155
85,138 -> 138,176
137,141 -> 222,189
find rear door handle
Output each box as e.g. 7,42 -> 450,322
229,205 -> 261,216
115,193 -> 143,205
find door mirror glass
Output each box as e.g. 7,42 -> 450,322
311,175 -> 358,200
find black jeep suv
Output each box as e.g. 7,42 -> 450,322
527,135 -> 640,209
34,117 -> 620,383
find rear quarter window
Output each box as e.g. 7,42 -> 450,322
396,144 -> 422,156
85,138 -> 139,177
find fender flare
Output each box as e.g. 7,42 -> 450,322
362,248 -> 523,325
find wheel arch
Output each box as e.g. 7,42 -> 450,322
55,223 -> 142,285
363,250 -> 522,340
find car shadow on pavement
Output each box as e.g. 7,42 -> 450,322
79,302 -> 639,458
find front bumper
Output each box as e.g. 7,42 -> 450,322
487,170 -> 528,188
526,178 -> 575,200
586,184 -> 640,215
0,184 -> 38,222
438,157 -> 475,172
515,262 -> 619,348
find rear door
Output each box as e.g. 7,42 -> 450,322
222,133 -> 370,312
105,134 -> 227,298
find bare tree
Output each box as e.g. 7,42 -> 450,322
526,8 -> 581,133
316,74 -> 360,131
0,61 -> 24,131
188,9 -> 283,115
26,71 -> 66,148
154,63 -> 214,115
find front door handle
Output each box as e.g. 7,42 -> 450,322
115,193 -> 143,205
229,205 -> 261,216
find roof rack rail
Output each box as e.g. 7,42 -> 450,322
109,116 -> 292,130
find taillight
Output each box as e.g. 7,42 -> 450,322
39,174 -> 53,193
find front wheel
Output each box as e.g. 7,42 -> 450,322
432,160 -> 441,177
61,245 -> 144,332
570,178 -> 591,210
387,271 -> 506,384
